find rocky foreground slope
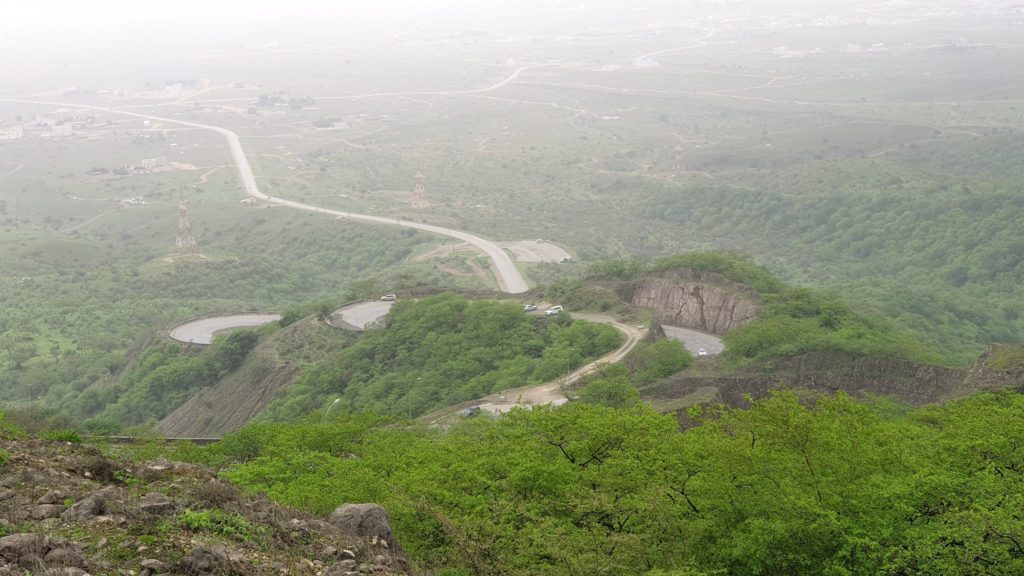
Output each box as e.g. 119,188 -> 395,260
0,439 -> 413,575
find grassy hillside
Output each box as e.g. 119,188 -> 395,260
180,388 -> 1024,575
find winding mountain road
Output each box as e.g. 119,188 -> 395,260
0,98 -> 530,294
419,313 -> 647,424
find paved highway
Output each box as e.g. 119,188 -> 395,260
662,325 -> 725,356
327,301 -> 395,330
169,314 -> 281,344
0,98 -> 531,294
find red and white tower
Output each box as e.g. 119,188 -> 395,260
673,143 -> 686,176
409,170 -> 428,208
175,187 -> 198,254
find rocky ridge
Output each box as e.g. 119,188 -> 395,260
0,438 -> 413,576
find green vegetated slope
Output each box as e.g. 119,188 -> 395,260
263,293 -> 624,420
626,176 -> 1024,364
589,253 -> 943,366
183,388 -> 1024,576
76,293 -> 622,431
0,206 -> 446,415
83,330 -> 261,430
574,338 -> 694,410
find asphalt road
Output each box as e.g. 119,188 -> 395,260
0,98 -> 531,294
662,325 -> 725,356
327,301 -> 395,330
169,314 -> 281,345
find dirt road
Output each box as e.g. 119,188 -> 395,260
420,313 -> 646,423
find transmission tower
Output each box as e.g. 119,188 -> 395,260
409,170 -> 428,209
673,143 -> 686,176
413,170 -> 426,195
175,187 -> 198,254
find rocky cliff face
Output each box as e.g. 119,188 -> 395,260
626,279 -> 757,334
963,343 -> 1024,393
639,351 -> 972,426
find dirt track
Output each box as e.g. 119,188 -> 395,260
421,313 -> 646,423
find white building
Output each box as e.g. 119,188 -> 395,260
0,127 -> 23,140
52,124 -> 73,137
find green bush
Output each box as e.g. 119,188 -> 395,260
179,509 -> 263,542
630,339 -> 693,383
0,448 -> 9,467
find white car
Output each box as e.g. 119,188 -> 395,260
524,304 -> 538,312
380,293 -> 397,301
545,305 -> 564,316
697,348 -> 708,357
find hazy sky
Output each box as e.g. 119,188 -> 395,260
0,0 -> 1008,94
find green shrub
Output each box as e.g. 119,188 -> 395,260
0,448 -> 9,467
630,339 -> 693,383
179,509 -> 263,542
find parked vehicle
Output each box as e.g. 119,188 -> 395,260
524,304 -> 538,312
380,293 -> 397,301
545,305 -> 564,316
697,348 -> 708,357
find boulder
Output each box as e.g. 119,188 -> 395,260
0,534 -> 47,561
326,504 -> 395,548
140,558 -> 166,571
178,544 -> 242,574
139,492 -> 174,514
324,559 -> 357,575
36,491 -> 64,505
60,486 -> 120,522
31,505 -> 65,520
43,546 -> 85,568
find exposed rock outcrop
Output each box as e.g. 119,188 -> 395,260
963,343 -> 1024,392
627,279 -> 757,334
328,504 -> 396,549
640,351 -> 972,424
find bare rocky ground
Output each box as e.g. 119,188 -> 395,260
0,439 -> 414,576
